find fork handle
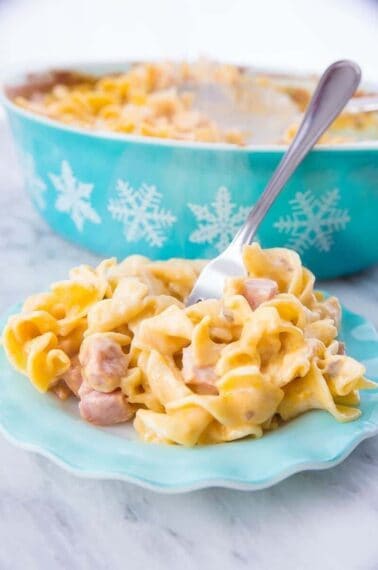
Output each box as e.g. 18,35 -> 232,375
230,60 -> 361,251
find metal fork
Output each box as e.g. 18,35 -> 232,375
186,60 -> 361,306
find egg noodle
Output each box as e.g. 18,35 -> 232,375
14,61 -> 245,144
13,60 -> 378,146
2,244 -> 374,446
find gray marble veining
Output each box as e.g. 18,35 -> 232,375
0,119 -> 378,570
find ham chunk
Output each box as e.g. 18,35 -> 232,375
79,386 -> 135,425
243,278 -> 278,310
61,356 -> 83,396
337,341 -> 345,355
80,336 -> 129,393
182,346 -> 219,395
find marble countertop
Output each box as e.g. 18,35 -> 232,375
1,118 -> 378,570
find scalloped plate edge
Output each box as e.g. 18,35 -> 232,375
0,418 -> 377,493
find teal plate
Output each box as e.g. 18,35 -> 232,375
0,302 -> 378,493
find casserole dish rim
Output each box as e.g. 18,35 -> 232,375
2,59 -> 378,153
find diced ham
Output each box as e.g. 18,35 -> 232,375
337,341 -> 345,355
80,336 -> 129,393
61,356 -> 83,396
182,346 -> 219,395
79,387 -> 135,425
78,379 -> 92,399
242,278 -> 278,310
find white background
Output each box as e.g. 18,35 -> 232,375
0,0 -> 377,80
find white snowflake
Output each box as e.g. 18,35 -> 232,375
23,153 -> 47,210
107,180 -> 176,247
188,186 -> 249,252
274,189 -> 350,253
49,160 -> 101,232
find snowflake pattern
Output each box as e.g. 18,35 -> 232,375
49,161 -> 101,232
108,180 -> 176,247
274,189 -> 350,253
188,186 -> 249,253
23,153 -> 47,210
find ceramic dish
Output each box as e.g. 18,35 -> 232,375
0,301 -> 377,492
1,62 -> 378,279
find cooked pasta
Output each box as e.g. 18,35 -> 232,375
2,244 -> 374,446
13,61 -> 246,144
12,61 -> 378,146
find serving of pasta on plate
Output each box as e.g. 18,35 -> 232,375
2,243 -> 374,446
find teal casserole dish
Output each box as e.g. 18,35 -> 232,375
2,62 -> 378,279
